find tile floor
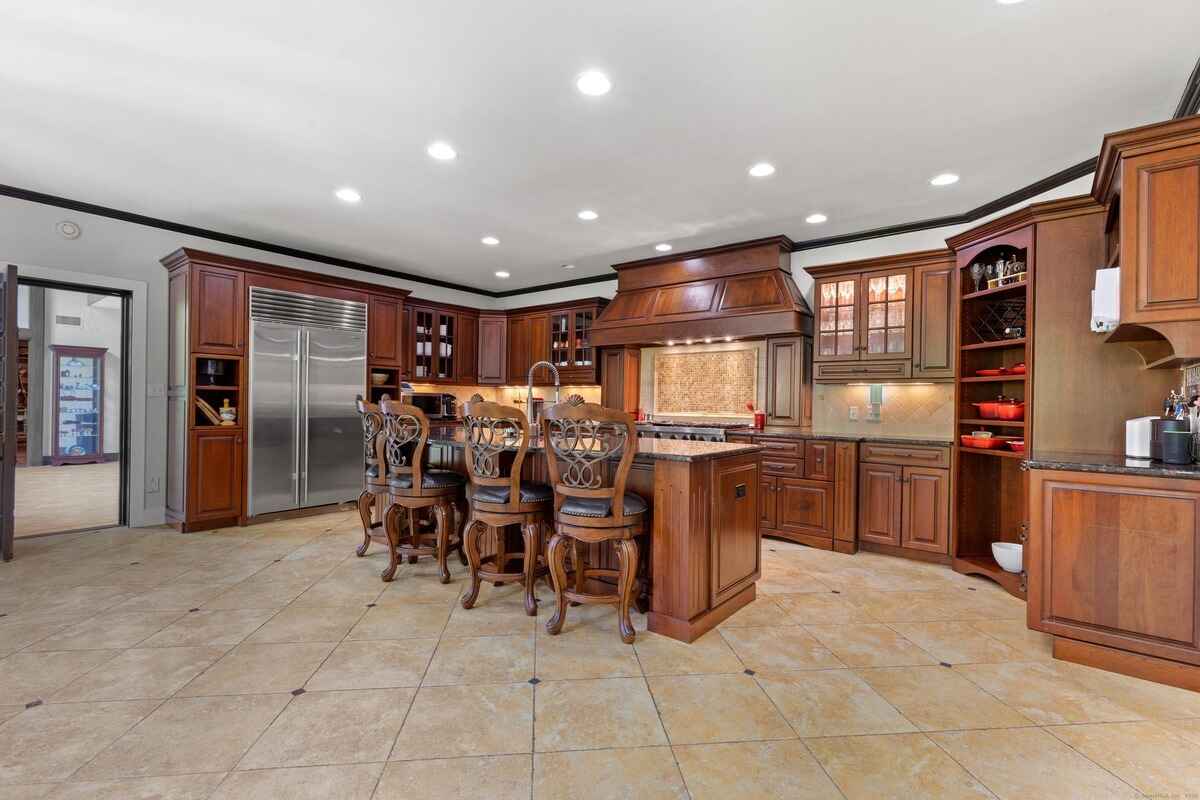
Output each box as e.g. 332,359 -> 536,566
15,462 -> 119,538
1,511 -> 1199,798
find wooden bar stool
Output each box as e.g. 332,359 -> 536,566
459,396 -> 554,616
354,395 -> 389,558
542,395 -> 647,643
379,399 -> 467,583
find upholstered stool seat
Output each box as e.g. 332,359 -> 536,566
560,492 -> 647,519
471,481 -> 554,505
388,470 -> 466,491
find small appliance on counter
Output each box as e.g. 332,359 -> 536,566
1125,416 -> 1156,458
408,392 -> 457,420
1151,417 -> 1190,461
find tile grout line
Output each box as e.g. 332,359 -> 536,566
631,632 -> 694,800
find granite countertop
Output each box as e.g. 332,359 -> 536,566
725,427 -> 954,447
1024,450 -> 1200,479
426,425 -> 761,463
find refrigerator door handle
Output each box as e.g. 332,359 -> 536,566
298,328 -> 309,507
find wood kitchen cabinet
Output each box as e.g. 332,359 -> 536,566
367,295 -> 404,367
189,428 -> 243,521
858,443 -> 951,558
600,346 -> 640,412
806,250 -> 955,383
457,312 -> 477,384
858,462 -> 903,547
746,434 -> 839,550
765,336 -> 812,427
191,265 -> 244,355
477,313 -> 507,384
407,303 -> 478,383
508,299 -> 606,385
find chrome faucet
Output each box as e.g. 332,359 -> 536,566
526,360 -> 561,427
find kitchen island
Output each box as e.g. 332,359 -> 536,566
425,425 -> 764,643
1025,451 -> 1200,690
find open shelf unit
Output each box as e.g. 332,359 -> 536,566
192,356 -> 242,428
951,227 -> 1033,599
367,366 -> 402,403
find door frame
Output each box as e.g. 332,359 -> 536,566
16,276 -> 133,535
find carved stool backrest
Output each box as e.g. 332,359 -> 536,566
379,398 -> 430,496
541,395 -> 637,525
462,394 -> 530,512
356,394 -> 387,488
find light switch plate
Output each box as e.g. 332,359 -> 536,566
848,406 -> 859,421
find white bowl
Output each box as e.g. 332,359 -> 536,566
991,542 -> 1023,574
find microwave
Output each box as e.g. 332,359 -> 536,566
408,392 -> 457,419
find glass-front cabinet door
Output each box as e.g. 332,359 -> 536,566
572,310 -> 594,367
550,313 -> 570,368
51,345 -> 106,465
861,268 -> 912,360
413,309 -> 434,379
815,277 -> 859,361
436,312 -> 455,380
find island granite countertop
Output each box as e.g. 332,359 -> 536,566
1023,450 -> 1200,480
426,425 -> 762,463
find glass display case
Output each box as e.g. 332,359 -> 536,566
51,345 -> 106,465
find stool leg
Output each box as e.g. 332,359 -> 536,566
381,504 -> 402,582
433,502 -> 452,584
494,527 -> 508,587
545,532 -> 569,635
521,522 -> 540,617
615,538 -> 639,644
460,517 -> 483,609
355,490 -> 373,557
406,508 -> 419,564
454,495 -> 470,566
570,539 -> 585,605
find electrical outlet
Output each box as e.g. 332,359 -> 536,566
146,477 -> 160,493
848,406 -> 859,421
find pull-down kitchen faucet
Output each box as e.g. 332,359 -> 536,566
526,360 -> 561,427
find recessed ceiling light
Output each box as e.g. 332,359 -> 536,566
805,213 -> 828,224
930,172 -> 960,187
576,70 -> 612,96
577,209 -> 599,221
426,141 -> 457,161
334,187 -> 361,204
481,236 -> 500,246
748,162 -> 776,178
562,264 -> 576,270
655,243 -> 672,252
494,270 -> 510,279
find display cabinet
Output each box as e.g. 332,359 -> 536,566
50,345 -> 106,465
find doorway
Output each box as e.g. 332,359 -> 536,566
15,278 -> 130,537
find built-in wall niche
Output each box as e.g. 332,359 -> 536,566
192,356 -> 240,427
368,367 -> 400,402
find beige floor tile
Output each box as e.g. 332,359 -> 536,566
46,773 -> 228,800
535,629 -> 642,680
0,615 -> 76,657
1048,721 -> 1200,797
442,603 -> 538,638
250,557 -> 342,584
1158,716 -> 1200,746
246,605 -> 365,643
0,708 -> 21,726
390,683 -> 532,760
424,635 -> 533,686
931,727 -> 1139,799
239,689 -> 412,769
1050,660 -> 1200,719
210,765 -> 380,799
756,669 -> 916,737
179,642 -> 335,696
0,649 -> 119,704
674,739 -> 841,800
806,733 -> 994,800
345,604 -> 450,641
805,624 -> 938,667
533,747 -> 687,800
375,574 -> 466,605
857,666 -> 1034,731
0,700 -> 156,784
774,591 -> 877,624
375,755 -> 530,800
109,583 -> 229,613
54,645 -> 227,702
535,677 -> 667,751
290,575 -> 386,608
29,612 -> 182,651
202,578 -> 314,610
306,639 -> 436,690
537,601 -> 649,638
0,783 -> 56,799
955,662 -> 1143,725
174,558 -> 275,584
647,674 -> 793,745
138,609 -> 275,648
78,694 -> 290,779
968,620 -> 1053,660
717,597 -> 793,628
719,626 -> 844,672
633,629 -> 743,676
888,622 -> 1026,664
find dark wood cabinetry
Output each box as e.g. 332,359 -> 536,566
858,462 -> 902,546
806,251 -> 955,383
189,428 -> 243,521
367,295 -> 404,366
191,266 -> 244,355
405,303 -> 479,384
734,434 -> 842,550
858,444 -> 951,558
600,347 -> 640,412
507,299 -> 606,386
900,467 -> 950,554
477,313 -> 507,384
765,336 -> 812,427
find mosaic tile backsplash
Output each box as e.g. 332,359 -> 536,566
813,382 -> 955,440
653,349 -> 758,416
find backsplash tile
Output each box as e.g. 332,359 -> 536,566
654,349 -> 758,416
813,383 -> 954,439
406,383 -> 601,415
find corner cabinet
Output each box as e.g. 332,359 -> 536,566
806,251 -> 955,383
507,299 -> 607,386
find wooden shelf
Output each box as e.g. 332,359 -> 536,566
959,419 -> 1025,428
958,446 -> 1025,459
960,375 -> 1027,383
961,281 -> 1027,301
195,385 -> 239,391
960,337 -> 1026,351
954,555 -> 1025,597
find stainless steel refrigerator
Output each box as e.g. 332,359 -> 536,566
247,287 -> 367,516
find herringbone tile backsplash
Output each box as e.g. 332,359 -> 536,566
813,383 -> 954,439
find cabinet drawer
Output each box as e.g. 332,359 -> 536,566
814,360 -> 911,382
805,440 -> 834,481
762,456 -> 803,478
860,442 -> 950,469
756,438 -> 803,458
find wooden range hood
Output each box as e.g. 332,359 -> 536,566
591,236 -> 813,346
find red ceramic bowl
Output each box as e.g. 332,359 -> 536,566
972,401 -> 1001,419
1006,362 -> 1027,375
994,401 -> 1025,421
1008,439 -> 1026,453
962,434 -> 1007,450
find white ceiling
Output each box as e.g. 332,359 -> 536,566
2,1 -> 1197,293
